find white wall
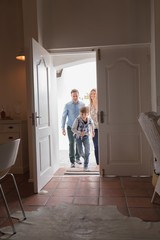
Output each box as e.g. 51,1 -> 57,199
0,0 -> 27,120
57,61 -> 97,150
40,0 -> 151,49
154,0 -> 160,114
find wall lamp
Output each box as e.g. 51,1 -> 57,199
16,50 -> 25,61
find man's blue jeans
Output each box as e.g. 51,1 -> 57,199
67,126 -> 80,164
76,135 -> 90,168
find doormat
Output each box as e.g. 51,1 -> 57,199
65,169 -> 99,175
65,172 -> 99,175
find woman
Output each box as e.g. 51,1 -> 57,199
89,88 -> 99,165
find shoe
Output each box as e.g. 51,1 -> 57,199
84,167 -> 89,172
71,163 -> 75,168
76,159 -> 82,164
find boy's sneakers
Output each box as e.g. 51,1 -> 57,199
76,159 -> 82,164
71,163 -> 75,168
84,166 -> 89,172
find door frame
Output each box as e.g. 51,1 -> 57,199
26,42 -> 152,190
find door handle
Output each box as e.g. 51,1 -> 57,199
29,113 -> 35,126
29,113 -> 41,126
100,111 -> 104,123
35,112 -> 41,126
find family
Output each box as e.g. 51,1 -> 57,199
61,88 -> 99,171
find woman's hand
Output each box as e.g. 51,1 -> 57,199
80,131 -> 85,137
62,129 -> 66,136
92,131 -> 95,138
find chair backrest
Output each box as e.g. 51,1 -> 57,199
0,139 -> 21,172
138,112 -> 160,173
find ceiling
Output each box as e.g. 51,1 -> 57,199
50,51 -> 96,70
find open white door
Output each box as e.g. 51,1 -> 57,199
97,45 -> 152,176
31,39 -> 59,192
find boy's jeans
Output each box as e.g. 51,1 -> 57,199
76,135 -> 90,168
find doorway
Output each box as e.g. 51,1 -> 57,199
31,40 -> 152,192
56,60 -> 98,172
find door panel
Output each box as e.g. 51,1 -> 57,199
31,39 -> 59,192
107,60 -> 139,123
37,62 -> 50,125
97,46 -> 152,176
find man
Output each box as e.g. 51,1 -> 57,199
61,89 -> 85,168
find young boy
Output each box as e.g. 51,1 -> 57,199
72,106 -> 95,171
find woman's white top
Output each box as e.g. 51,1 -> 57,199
89,104 -> 98,129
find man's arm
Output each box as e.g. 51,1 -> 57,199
61,104 -> 68,135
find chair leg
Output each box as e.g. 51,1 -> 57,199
9,173 -> 26,220
151,190 -> 157,203
0,184 -> 16,234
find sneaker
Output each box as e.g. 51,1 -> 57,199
84,167 -> 89,172
76,159 -> 82,165
71,163 -> 75,168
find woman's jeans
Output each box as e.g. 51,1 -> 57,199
76,135 -> 90,168
67,126 -> 80,164
92,128 -> 99,165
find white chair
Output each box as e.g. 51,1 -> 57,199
0,139 -> 26,235
138,112 -> 160,203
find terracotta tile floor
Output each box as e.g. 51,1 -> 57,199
1,167 -> 160,231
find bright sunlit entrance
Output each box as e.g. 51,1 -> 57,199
57,60 -> 98,172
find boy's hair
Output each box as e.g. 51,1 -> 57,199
80,106 -> 89,114
71,89 -> 79,94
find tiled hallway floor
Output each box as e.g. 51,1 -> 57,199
1,167 -> 160,230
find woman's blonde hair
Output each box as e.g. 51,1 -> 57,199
89,88 -> 97,106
